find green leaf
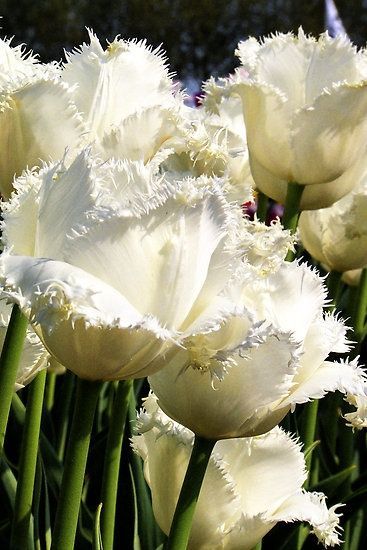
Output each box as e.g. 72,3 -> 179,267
93,503 -> 104,550
303,440 -> 320,461
310,465 -> 356,499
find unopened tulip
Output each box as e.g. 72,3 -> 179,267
299,178 -> 367,272
232,29 -> 367,210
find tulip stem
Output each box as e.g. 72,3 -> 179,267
10,369 -> 47,549
352,267 -> 367,345
0,304 -> 28,459
101,379 -> 133,550
256,191 -> 268,223
165,435 -> 216,550
282,182 -> 304,261
327,271 -> 343,311
51,378 -> 103,550
55,371 -> 75,461
301,400 -> 319,479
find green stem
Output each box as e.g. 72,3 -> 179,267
327,271 -> 343,311
10,369 -> 47,550
165,436 -> 216,550
51,378 -> 103,550
101,379 -> 133,550
0,304 -> 28,459
351,267 -> 367,345
282,182 -> 305,261
45,371 -> 56,413
256,191 -> 268,223
55,371 -> 75,461
301,400 -> 319,482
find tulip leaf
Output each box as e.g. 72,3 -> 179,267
129,464 -> 141,550
341,483 -> 367,522
92,503 -> 104,550
303,440 -> 320,460
310,465 -> 356,498
0,457 -> 16,510
33,457 -> 43,549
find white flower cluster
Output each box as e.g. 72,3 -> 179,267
1,27 -> 367,548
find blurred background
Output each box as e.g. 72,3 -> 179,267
0,0 -> 365,85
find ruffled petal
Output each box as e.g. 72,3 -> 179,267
283,358 -> 367,407
62,31 -> 174,140
149,330 -> 300,439
65,182 -> 234,331
0,254 -> 176,380
273,491 -> 342,547
99,104 -> 185,162
344,393 -> 367,429
251,261 -> 328,341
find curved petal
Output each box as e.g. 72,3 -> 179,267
62,31 -> 174,140
99,105 -> 185,162
65,185 -> 234,330
251,262 -> 328,341
216,427 -> 306,517
0,78 -> 83,198
250,153 -> 360,210
0,254 -> 176,380
233,81 -> 294,182
291,82 -> 367,184
284,358 -> 367,407
149,330 -> 300,439
273,491 -> 342,547
344,394 -> 367,429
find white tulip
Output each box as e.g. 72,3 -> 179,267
299,178 -> 367,272
0,149 -> 247,381
132,394 -> 342,549
232,29 -> 367,209
149,260 -> 367,438
61,30 -> 187,163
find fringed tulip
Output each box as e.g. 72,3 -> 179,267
232,29 -> 367,209
132,394 -> 342,549
0,149 -> 247,381
149,258 -> 367,438
299,178 -> 367,272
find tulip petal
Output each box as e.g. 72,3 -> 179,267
149,330 -> 300,439
291,83 -> 367,184
0,254 -> 176,380
252,261 -> 328,341
62,31 -> 174,140
273,491 -> 342,547
100,105 -> 184,162
344,394 -> 367,429
0,78 -> 83,198
250,153 -> 360,210
216,428 -> 306,516
283,358 -> 367,406
64,186 -> 233,330
233,81 -> 294,181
